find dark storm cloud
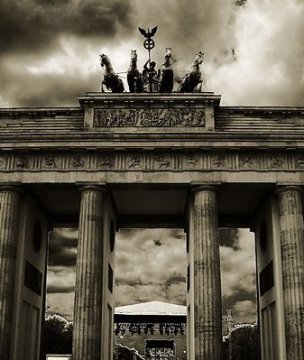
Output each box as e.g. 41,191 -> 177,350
171,229 -> 185,240
46,227 -> 256,320
49,228 -> 77,248
223,289 -> 256,312
116,275 -> 186,288
132,0 -> 241,66
220,229 -> 256,298
164,275 -> 186,287
49,252 -> 76,267
115,229 -> 187,306
1,0 -> 303,107
47,284 -> 75,294
48,229 -> 77,266
235,0 -> 247,6
0,65 -> 98,107
154,239 -> 163,246
0,0 -> 132,54
115,279 -> 151,287
219,228 -> 239,249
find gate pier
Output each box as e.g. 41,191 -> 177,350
0,92 -> 304,359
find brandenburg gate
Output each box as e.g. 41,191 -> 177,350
0,91 -> 304,360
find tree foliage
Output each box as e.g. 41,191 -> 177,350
41,313 -> 73,358
230,325 -> 261,360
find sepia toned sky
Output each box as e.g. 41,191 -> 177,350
47,228 -> 257,323
2,0 -> 303,322
0,0 -> 303,107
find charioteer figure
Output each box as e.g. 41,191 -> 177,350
138,26 -> 160,92
142,60 -> 160,92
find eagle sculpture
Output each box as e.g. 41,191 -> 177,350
138,26 -> 158,39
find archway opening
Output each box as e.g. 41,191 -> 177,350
43,228 -> 77,357
220,228 -> 261,360
114,228 -> 187,359
42,226 -> 261,360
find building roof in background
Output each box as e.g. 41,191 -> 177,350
115,301 -> 186,316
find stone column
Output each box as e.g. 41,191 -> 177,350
192,185 -> 222,360
73,186 -> 105,360
0,186 -> 21,360
277,186 -> 304,360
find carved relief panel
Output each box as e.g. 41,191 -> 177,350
93,108 -> 205,128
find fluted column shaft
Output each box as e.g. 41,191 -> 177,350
192,186 -> 222,360
73,186 -> 105,360
277,186 -> 304,360
0,186 -> 21,360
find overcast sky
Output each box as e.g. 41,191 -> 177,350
0,0 -> 304,107
47,228 -> 257,323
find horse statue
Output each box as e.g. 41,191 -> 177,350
100,53 -> 124,93
159,47 -> 174,93
178,51 -> 204,92
127,50 -> 143,93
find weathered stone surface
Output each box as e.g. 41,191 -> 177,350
0,187 -> 21,360
0,151 -> 303,174
277,186 -> 304,360
192,186 -> 222,360
94,108 -> 205,127
73,186 -> 105,360
1,93 -> 304,360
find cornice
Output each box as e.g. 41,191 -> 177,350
2,132 -> 304,151
78,92 -> 222,108
0,107 -> 82,117
217,106 -> 304,117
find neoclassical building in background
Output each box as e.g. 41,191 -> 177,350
0,91 -> 304,360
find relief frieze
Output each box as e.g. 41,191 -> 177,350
73,157 -> 85,168
44,156 -> 57,168
0,157 -> 5,169
213,155 -> 226,168
296,157 -> 304,169
127,155 -> 142,169
15,156 -> 29,169
0,152 -> 304,173
93,108 -> 205,128
240,155 -> 255,168
185,154 -> 199,169
155,154 -> 171,169
100,155 -> 114,169
270,156 -> 284,168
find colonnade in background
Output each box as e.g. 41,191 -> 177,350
0,184 -> 304,360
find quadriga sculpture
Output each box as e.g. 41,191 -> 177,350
159,47 -> 174,93
178,51 -> 204,92
127,50 -> 143,93
100,53 -> 124,93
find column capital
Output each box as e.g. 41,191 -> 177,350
190,183 -> 220,194
275,185 -> 303,195
78,183 -> 107,193
0,185 -> 23,195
